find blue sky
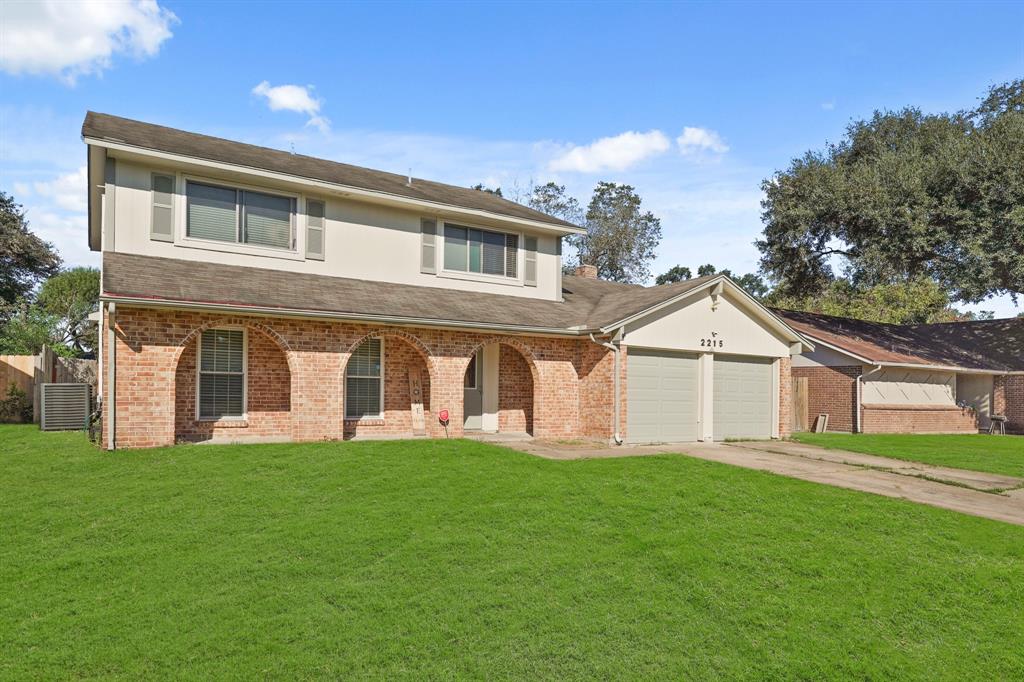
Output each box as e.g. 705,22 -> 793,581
2,0 -> 1022,314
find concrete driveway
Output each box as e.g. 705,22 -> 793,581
513,438 -> 1024,526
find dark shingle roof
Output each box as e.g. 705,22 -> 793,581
102,253 -> 716,333
776,309 -> 1024,372
82,112 -> 580,231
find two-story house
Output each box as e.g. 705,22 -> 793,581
84,112 -> 812,449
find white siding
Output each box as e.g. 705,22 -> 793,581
862,367 -> 956,405
624,288 -> 791,357
109,159 -> 564,302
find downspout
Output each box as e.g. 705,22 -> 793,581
855,364 -> 882,433
106,302 -> 116,451
589,331 -> 623,445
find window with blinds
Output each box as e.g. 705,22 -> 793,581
443,223 -> 518,278
198,329 -> 245,419
186,181 -> 296,250
346,338 -> 383,419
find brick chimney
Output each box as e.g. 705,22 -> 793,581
575,264 -> 598,279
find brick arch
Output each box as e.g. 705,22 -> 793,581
340,328 -> 435,378
461,335 -> 542,385
461,336 -> 541,436
172,317 -> 294,373
170,317 -> 294,443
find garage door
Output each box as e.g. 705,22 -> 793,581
713,355 -> 773,440
626,349 -> 699,443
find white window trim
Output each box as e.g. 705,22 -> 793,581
345,337 -> 385,421
439,220 -> 524,285
176,173 -> 306,261
196,326 -> 248,422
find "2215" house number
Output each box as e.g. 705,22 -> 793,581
699,337 -> 724,348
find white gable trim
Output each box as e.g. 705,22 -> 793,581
601,275 -> 814,352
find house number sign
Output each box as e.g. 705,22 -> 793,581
699,331 -> 724,349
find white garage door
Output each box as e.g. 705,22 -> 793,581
713,355 -> 774,441
627,349 -> 699,443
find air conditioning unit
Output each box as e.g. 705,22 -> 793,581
40,383 -> 92,431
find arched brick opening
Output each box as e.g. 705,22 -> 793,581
462,336 -> 540,436
172,320 -> 293,443
341,330 -> 434,439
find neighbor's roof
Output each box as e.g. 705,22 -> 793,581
82,112 -> 581,232
776,309 -> 1024,372
101,252 -> 721,334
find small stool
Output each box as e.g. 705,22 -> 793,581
988,415 -> 1008,435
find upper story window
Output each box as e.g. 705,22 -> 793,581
443,224 -> 518,278
186,180 -> 296,250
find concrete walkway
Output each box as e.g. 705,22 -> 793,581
513,439 -> 1024,526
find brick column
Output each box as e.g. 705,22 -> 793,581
289,349 -> 344,442
778,356 -> 792,439
429,355 -> 467,438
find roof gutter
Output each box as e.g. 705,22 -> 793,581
855,365 -> 882,433
99,293 -> 590,337
83,136 -> 586,237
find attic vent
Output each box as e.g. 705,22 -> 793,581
40,383 -> 92,431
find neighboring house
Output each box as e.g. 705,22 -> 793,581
779,310 -> 1024,434
84,112 -> 812,449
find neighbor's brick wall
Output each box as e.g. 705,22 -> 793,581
174,329 -> 291,442
498,345 -> 533,433
778,356 -> 792,438
861,404 -> 978,434
103,306 -> 588,449
791,365 -> 860,433
1002,375 -> 1024,434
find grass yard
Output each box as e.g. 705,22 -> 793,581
792,432 -> 1024,478
2,425 -> 1023,679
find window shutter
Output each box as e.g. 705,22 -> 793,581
524,236 -> 537,286
420,218 -> 437,273
306,199 -> 325,260
505,234 -> 519,278
151,173 -> 175,242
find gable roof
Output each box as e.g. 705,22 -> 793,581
82,112 -> 581,232
776,309 -> 1024,372
102,253 -> 806,341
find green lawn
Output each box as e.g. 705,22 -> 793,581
792,432 -> 1024,478
2,426 -> 1023,679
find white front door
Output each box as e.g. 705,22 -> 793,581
463,353 -> 482,430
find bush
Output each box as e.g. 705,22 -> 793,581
0,382 -> 32,423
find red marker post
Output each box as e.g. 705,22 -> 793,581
438,409 -> 450,438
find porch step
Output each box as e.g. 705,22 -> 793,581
464,431 -> 533,443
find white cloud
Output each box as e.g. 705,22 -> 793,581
0,0 -> 177,84
821,99 -> 837,111
676,127 -> 729,155
548,130 -> 671,173
33,166 -> 88,213
252,81 -> 330,133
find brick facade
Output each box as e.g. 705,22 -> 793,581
860,404 -> 978,434
791,365 -> 860,432
997,375 -> 1024,434
497,345 -> 533,433
101,306 -> 793,449
778,356 -> 792,438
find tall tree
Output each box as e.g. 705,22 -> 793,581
37,267 -> 101,355
579,182 -> 662,283
767,277 -> 966,325
692,264 -> 770,299
655,265 -> 692,285
528,182 -> 584,226
470,183 -> 503,197
0,192 -> 61,314
757,79 -> 1024,303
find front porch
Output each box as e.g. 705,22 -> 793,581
102,306 -> 609,449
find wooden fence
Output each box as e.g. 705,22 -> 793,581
0,348 -> 97,423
